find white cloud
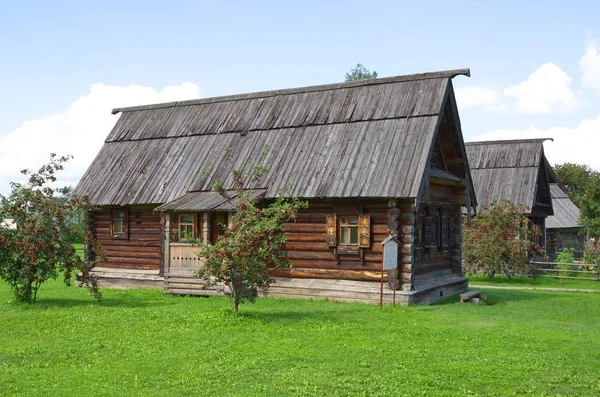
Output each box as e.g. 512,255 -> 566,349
504,63 -> 579,114
470,113 -> 600,171
454,86 -> 502,111
580,39 -> 600,95
0,82 -> 200,196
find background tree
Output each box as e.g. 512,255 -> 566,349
55,187 -> 87,244
462,200 -> 542,280
554,163 -> 598,207
345,63 -> 378,81
195,148 -> 307,314
0,154 -> 102,303
554,162 -> 600,236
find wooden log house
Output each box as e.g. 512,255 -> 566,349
546,184 -> 583,258
465,138 -> 556,250
75,69 -> 476,304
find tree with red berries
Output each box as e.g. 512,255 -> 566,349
0,154 -> 102,303
195,148 -> 307,314
462,200 -> 542,280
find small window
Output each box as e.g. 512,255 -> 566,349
111,208 -> 128,239
178,213 -> 196,240
339,215 -> 359,245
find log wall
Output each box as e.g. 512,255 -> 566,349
90,206 -> 162,270
271,199 -> 414,283
411,178 -> 466,283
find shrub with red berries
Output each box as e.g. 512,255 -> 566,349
196,150 -> 307,314
0,154 -> 102,303
462,200 -> 542,280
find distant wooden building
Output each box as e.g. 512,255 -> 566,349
546,183 -> 583,258
75,69 -> 476,304
465,139 -> 556,249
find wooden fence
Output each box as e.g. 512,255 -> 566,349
529,260 -> 600,281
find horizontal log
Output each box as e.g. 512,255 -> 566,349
97,262 -> 159,270
284,223 -> 326,233
412,260 -> 452,275
100,245 -> 160,253
103,250 -> 160,260
373,225 -> 389,234
400,234 -> 413,244
128,236 -> 162,242
399,212 -> 412,219
286,250 -> 335,260
372,233 -> 389,242
401,225 -> 413,235
97,239 -> 160,247
364,253 -> 383,262
269,268 -> 388,282
284,241 -> 330,251
104,256 -> 160,265
285,233 -> 328,242
294,214 -> 327,223
290,260 -> 382,271
363,204 -> 393,211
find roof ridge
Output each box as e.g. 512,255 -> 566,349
112,68 -> 470,114
465,138 -> 553,146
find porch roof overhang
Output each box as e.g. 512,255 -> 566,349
155,189 -> 267,212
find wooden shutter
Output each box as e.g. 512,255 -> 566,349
446,215 -> 454,247
424,216 -> 433,247
124,208 -> 129,238
358,215 -> 371,248
442,215 -> 448,247
326,214 -> 337,247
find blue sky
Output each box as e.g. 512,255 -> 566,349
1,0 -> 600,194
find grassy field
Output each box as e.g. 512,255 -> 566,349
1,280 -> 600,396
469,274 -> 600,290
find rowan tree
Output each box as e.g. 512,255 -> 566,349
0,154 -> 102,303
462,200 -> 542,280
195,150 -> 307,314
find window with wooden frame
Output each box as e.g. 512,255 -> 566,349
339,215 -> 359,245
177,213 -> 196,241
111,208 -> 128,239
325,214 -> 370,250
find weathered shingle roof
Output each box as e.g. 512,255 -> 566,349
465,139 -> 555,214
155,189 -> 267,212
75,69 -> 470,206
546,184 -> 580,229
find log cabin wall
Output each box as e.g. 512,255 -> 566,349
272,198 -> 414,284
412,179 -> 465,281
90,206 -> 162,270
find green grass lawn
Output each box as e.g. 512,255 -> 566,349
469,274 -> 600,290
1,280 -> 600,396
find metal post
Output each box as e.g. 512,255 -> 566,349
380,265 -> 384,309
393,268 -> 397,306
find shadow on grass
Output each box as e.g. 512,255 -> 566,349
33,297 -> 158,309
241,308 -> 356,322
425,288 -> 552,308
